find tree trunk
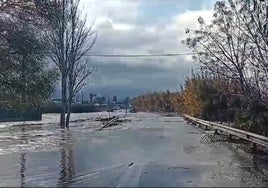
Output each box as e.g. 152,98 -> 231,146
65,95 -> 71,129
65,75 -> 73,128
21,56 -> 26,103
59,0 -> 67,128
65,105 -> 71,128
60,73 -> 67,128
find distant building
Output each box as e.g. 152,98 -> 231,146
93,96 -> 106,105
112,96 -> 118,104
95,103 -> 108,112
50,98 -> 62,103
113,105 -> 120,110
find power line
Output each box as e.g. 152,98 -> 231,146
90,52 -> 198,58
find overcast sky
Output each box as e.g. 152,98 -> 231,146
55,0 -> 217,100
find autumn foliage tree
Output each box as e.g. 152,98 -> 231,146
133,91 -> 173,113
182,0 -> 268,135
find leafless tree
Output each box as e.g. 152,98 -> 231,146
44,0 -> 96,128
234,0 -> 268,98
65,0 -> 97,127
44,0 -> 69,128
183,0 -> 263,97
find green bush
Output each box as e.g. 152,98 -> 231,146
235,99 -> 268,136
0,106 -> 41,122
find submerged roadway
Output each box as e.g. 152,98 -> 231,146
0,112 -> 267,187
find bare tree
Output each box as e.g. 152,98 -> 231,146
183,0 -> 268,101
44,0 -> 69,128
65,0 -> 96,128
183,0 -> 254,96
44,0 -> 96,128
235,0 -> 268,98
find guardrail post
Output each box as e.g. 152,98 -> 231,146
196,123 -> 200,128
252,143 -> 257,153
228,134 -> 232,142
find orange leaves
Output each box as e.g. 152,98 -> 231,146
180,79 -> 203,117
132,91 -> 174,112
133,75 -> 242,118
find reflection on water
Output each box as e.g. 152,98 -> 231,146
17,129 -> 77,187
0,112 -> 267,187
20,127 -> 26,188
20,153 -> 26,187
58,130 -> 75,187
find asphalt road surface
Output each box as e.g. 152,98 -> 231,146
0,112 -> 267,187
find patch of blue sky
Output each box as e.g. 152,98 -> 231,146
136,0 -> 217,25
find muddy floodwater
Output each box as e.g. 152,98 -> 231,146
0,112 -> 267,187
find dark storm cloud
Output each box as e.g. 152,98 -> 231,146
52,0 -> 214,99
84,57 -> 196,99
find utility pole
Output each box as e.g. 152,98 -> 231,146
107,97 -> 111,118
81,90 -> 84,104
124,97 -> 129,115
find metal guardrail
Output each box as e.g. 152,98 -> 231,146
183,114 -> 268,148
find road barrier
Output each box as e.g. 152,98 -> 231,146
99,116 -> 119,131
183,114 -> 268,148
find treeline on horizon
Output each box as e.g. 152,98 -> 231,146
41,102 -> 97,114
133,0 -> 268,136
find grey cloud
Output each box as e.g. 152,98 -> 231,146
83,55 -> 195,100
84,15 -> 198,98
93,28 -> 159,52
51,0 -> 210,99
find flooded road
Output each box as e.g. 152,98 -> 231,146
0,112 -> 267,187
